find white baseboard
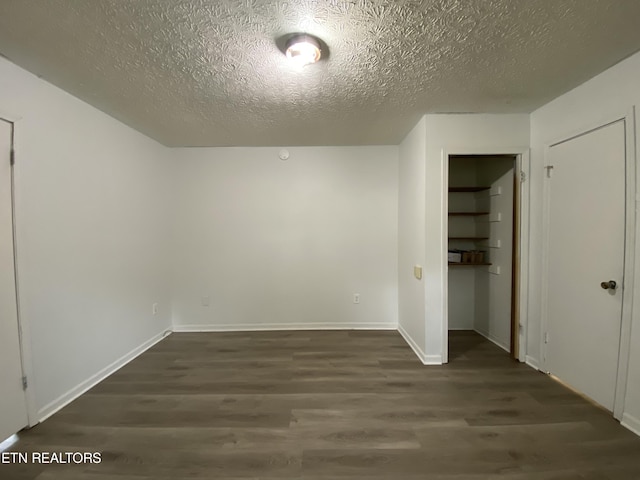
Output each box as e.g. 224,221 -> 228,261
173,322 -> 398,332
422,354 -> 443,364
622,413 -> 640,437
525,355 -> 540,371
37,329 -> 170,423
397,324 -> 442,365
474,328 -> 510,353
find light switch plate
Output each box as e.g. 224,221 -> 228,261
414,265 -> 423,280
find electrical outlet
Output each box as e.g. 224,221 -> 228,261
201,296 -> 210,307
152,303 -> 159,315
353,293 -> 360,304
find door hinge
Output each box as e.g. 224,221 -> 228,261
10,148 -> 15,166
520,170 -> 526,182
22,376 -> 28,390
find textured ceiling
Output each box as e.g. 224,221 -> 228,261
1,1 -> 640,147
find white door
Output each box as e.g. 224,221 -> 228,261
0,119 -> 28,439
545,120 -> 625,411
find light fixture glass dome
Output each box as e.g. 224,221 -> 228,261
285,34 -> 322,67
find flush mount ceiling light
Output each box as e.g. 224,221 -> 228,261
285,34 -> 322,67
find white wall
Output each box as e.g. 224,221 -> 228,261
448,268 -> 475,330
398,117 -> 429,361
425,114 -> 530,362
171,146 -> 398,331
0,57 -> 172,421
475,157 -> 514,350
530,50 -> 640,435
447,157 -> 478,330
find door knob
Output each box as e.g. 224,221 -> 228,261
600,280 -> 617,290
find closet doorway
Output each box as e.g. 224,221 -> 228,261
445,154 -> 523,360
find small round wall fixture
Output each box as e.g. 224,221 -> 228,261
279,149 -> 290,160
285,34 -> 322,67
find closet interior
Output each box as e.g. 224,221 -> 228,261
447,154 -> 518,357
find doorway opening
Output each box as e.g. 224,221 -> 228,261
446,154 -> 521,361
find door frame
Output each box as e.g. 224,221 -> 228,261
0,110 -> 38,428
441,146 -> 531,364
540,108 -> 636,421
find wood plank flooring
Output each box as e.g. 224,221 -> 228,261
3,330 -> 640,479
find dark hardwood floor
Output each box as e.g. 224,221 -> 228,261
3,330 -> 640,479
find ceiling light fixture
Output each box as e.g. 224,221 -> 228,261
285,34 -> 322,67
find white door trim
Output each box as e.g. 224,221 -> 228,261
539,108 -> 635,420
0,111 -> 38,427
441,146 -> 531,364
616,107 -> 636,421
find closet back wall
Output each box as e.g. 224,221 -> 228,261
171,146 -> 399,331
